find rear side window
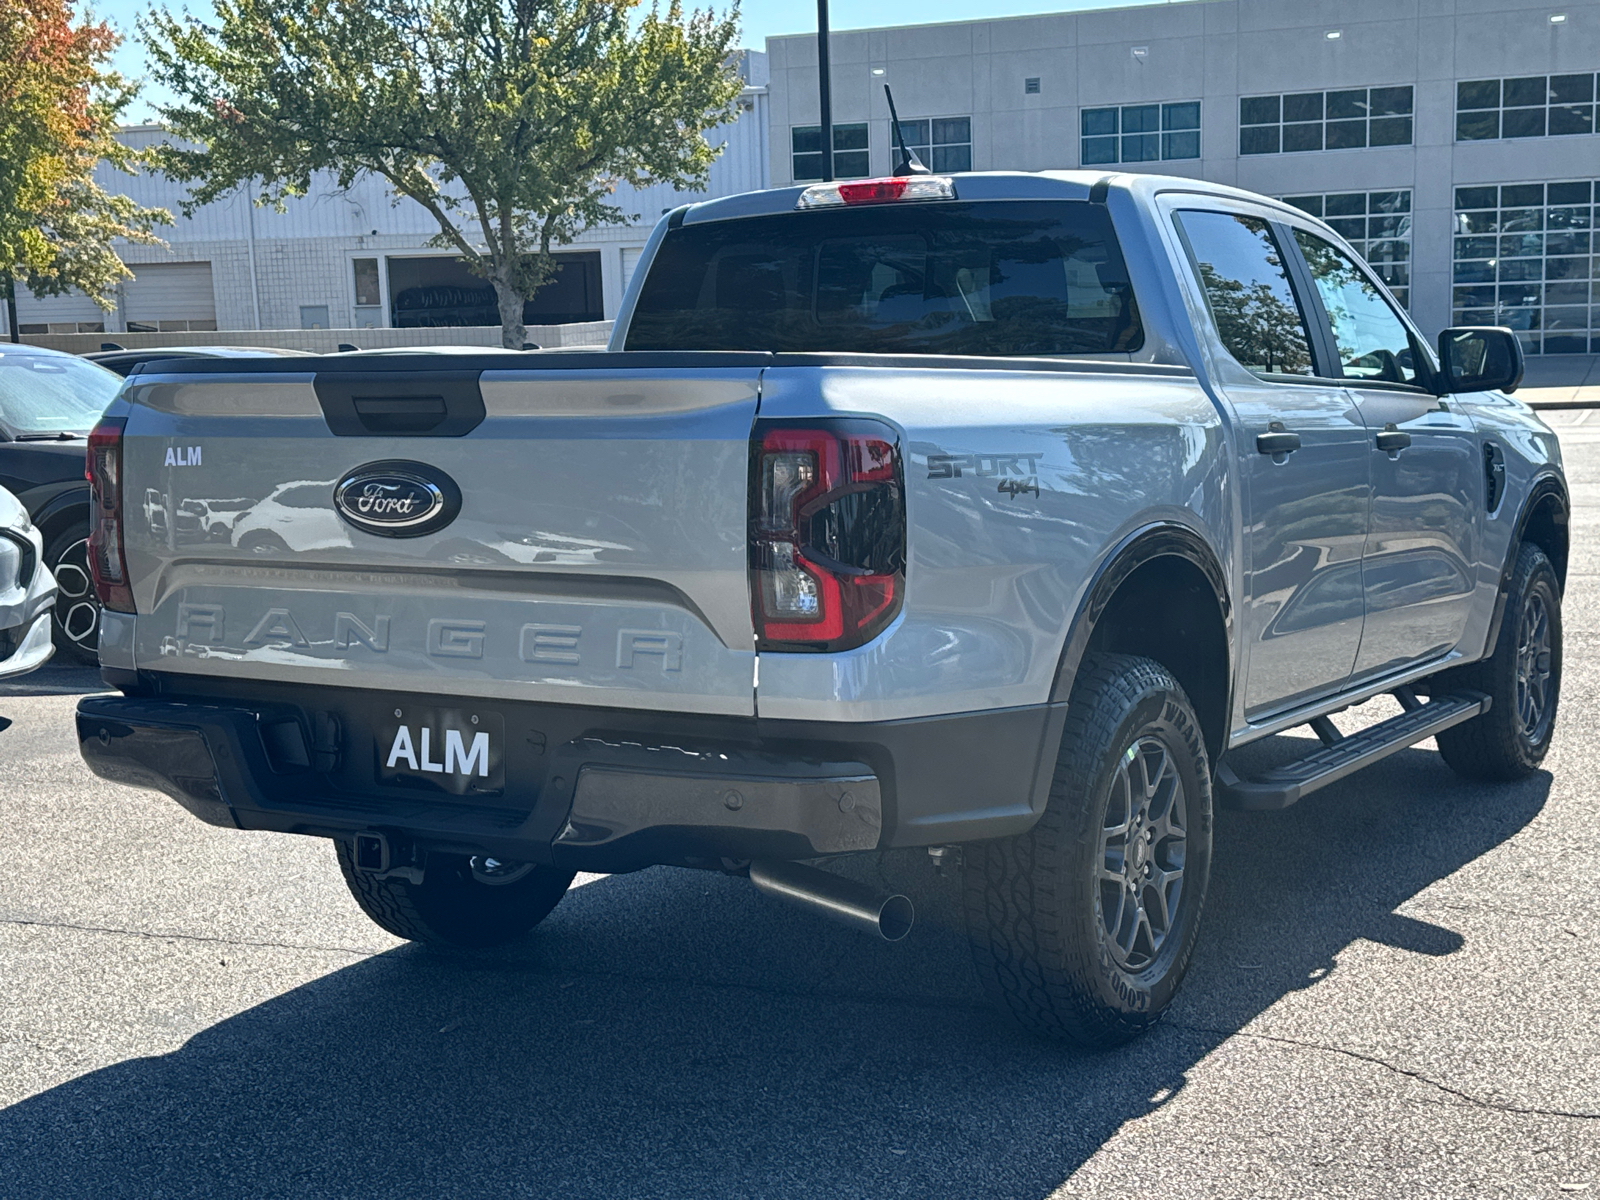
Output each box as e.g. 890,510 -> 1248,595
625,201 -> 1142,356
1176,210 -> 1315,378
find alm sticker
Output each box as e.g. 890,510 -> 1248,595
165,445 -> 202,466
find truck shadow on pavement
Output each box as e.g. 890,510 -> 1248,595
0,739 -> 1551,1199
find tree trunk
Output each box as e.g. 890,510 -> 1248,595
492,276 -> 526,350
2,271 -> 18,344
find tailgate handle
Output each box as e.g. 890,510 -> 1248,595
314,371 -> 486,437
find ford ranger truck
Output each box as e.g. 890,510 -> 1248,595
76,172 -> 1566,1046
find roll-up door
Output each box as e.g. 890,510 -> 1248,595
124,262 -> 217,332
15,284 -> 107,333
622,247 -> 644,290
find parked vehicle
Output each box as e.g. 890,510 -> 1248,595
0,484 -> 57,679
85,346 -> 317,378
0,345 -> 122,663
75,171 -> 1565,1045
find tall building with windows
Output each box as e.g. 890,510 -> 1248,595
765,0 -> 1600,356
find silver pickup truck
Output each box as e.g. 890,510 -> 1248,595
76,171 -> 1566,1046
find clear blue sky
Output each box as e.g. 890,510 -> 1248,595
93,0 -> 1176,122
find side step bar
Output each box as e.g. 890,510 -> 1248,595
1216,691 -> 1490,811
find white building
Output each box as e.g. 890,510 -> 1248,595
10,52 -> 770,337
764,0 -> 1600,358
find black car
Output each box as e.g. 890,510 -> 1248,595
85,345 -> 317,377
0,345 -> 123,663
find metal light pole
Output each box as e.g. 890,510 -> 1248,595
817,0 -> 833,182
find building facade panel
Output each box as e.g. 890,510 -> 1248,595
764,0 -> 1600,355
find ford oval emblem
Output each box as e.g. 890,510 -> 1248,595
333,460 -> 462,538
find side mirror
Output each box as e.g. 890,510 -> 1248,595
1436,327 -> 1524,395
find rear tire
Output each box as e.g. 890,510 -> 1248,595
45,527 -> 101,665
1436,542 -> 1562,781
335,842 -> 574,948
963,653 -> 1213,1046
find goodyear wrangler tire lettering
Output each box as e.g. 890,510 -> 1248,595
333,460 -> 462,538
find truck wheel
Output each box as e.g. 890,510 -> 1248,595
335,841 -> 575,948
963,653 -> 1213,1046
1436,542 -> 1562,781
45,528 -> 101,665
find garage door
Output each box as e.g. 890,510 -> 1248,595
124,262 -> 217,332
622,247 -> 644,290
14,284 -> 108,334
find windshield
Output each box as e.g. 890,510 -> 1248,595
626,200 -> 1143,356
0,352 -> 120,436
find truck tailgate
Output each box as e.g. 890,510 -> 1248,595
119,362 -> 760,715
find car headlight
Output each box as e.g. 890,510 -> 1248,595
0,531 -> 29,591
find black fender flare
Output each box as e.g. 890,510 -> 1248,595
1049,521 -> 1233,705
16,481 -> 89,548
1482,471 -> 1569,659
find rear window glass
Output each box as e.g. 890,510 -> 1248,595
625,200 -> 1143,356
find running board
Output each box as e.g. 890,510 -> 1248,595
1216,691 -> 1490,811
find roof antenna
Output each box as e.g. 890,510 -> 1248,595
883,85 -> 930,176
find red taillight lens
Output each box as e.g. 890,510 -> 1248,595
750,420 -> 905,652
86,416 -> 134,613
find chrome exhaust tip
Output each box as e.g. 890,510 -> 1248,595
748,859 -> 914,942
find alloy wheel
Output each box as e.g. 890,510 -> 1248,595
51,537 -> 101,654
1097,735 -> 1189,972
1515,591 -> 1554,744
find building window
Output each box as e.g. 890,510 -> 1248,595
1451,180 -> 1598,355
126,319 -> 217,333
1240,87 -> 1413,155
890,117 -> 972,173
353,258 -> 381,307
300,305 -> 331,330
1024,77 -> 1041,95
1282,191 -> 1413,309
1456,75 -> 1597,141
17,321 -> 105,334
792,123 -> 869,182
1081,102 -> 1200,165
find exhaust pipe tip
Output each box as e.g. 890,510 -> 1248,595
749,859 -> 915,942
877,892 -> 915,942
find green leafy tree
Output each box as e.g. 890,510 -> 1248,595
0,0 -> 169,336
145,0 -> 743,346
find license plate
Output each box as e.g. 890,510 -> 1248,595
376,706 -> 505,796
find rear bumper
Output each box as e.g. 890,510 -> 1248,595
77,676 -> 1066,872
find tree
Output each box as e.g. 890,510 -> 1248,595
145,0 -> 744,347
0,0 -> 169,337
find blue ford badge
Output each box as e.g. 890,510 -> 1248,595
333,460 -> 462,537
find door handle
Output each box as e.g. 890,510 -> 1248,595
1256,429 -> 1302,455
1375,424 -> 1412,453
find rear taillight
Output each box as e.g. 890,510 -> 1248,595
750,419 -> 906,653
86,416 -> 134,613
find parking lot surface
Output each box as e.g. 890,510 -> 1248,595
2,415 -> 1598,1199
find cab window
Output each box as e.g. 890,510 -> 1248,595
1292,229 -> 1421,386
1176,211 -> 1315,378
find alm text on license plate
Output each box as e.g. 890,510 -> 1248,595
377,706 -> 506,796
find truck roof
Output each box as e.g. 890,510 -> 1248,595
679,170 -> 1318,228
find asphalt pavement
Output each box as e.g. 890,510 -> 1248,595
2,417 -> 1598,1198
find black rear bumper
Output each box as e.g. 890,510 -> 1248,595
77,676 -> 1066,873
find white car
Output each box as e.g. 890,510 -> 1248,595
0,484 -> 57,678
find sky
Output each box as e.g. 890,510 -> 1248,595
92,0 -> 1183,122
